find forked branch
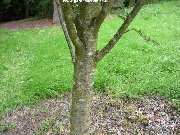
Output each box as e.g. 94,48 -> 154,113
96,0 -> 145,61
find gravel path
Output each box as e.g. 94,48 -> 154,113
0,94 -> 179,135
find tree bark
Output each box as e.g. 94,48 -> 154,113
25,4 -> 29,18
53,0 -> 60,24
70,29 -> 97,135
129,0 -> 136,7
59,1 -> 145,134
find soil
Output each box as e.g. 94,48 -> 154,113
0,18 -> 60,30
0,15 -> 116,30
0,94 -> 179,135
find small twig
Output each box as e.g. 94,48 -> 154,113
125,28 -> 160,45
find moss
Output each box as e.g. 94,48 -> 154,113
124,104 -> 137,113
126,114 -> 148,124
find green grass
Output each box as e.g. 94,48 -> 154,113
0,0 -> 179,116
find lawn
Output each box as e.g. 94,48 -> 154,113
0,0 -> 179,116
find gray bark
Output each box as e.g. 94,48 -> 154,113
53,0 -> 60,23
69,3 -> 100,134
70,30 -> 97,134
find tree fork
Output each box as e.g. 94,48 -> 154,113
59,0 -> 146,134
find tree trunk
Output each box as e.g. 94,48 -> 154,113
59,0 -> 145,134
25,4 -> 29,18
53,0 -> 59,24
70,30 -> 97,135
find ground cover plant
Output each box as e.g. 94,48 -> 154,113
0,0 -> 179,119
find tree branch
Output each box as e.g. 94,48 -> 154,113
96,0 -> 145,62
59,0 -> 82,48
93,0 -> 114,36
125,28 -> 160,45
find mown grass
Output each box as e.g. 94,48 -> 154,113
0,0 -> 179,116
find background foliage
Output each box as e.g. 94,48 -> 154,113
1,0 -> 53,21
0,0 -> 167,22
